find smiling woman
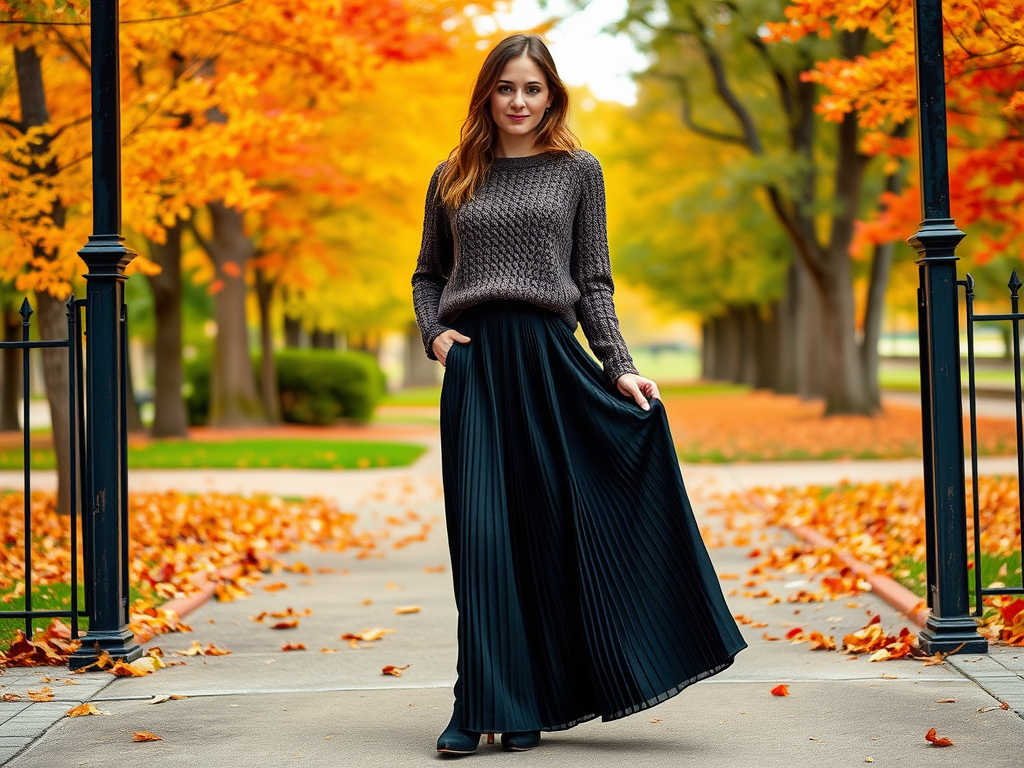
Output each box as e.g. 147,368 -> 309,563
411,33 -> 745,759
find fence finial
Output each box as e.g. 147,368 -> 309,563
965,273 -> 976,297
65,295 -> 76,319
19,298 -> 32,322
1009,269 -> 1022,298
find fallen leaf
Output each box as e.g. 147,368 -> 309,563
66,703 -> 111,717
281,643 -> 307,651
936,699 -> 956,703
925,727 -> 954,747
650,718 -> 663,723
146,694 -> 187,704
132,731 -> 162,742
394,606 -> 421,615
272,620 -> 300,630
382,664 -> 410,677
770,684 -> 790,697
262,582 -> 288,592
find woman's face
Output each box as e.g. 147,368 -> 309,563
489,54 -> 552,140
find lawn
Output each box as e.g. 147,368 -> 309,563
661,388 -> 1019,462
0,438 -> 427,471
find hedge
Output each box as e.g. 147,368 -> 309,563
184,348 -> 385,426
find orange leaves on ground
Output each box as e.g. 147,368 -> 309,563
272,620 -> 300,630
281,643 -> 307,651
843,616 -> 920,662
0,620 -> 79,669
28,687 -> 54,702
770,685 -> 790,696
382,664 -> 410,677
341,628 -> 395,649
394,606 -> 421,615
925,728 -> 954,747
662,392 -> 1018,462
175,641 -> 232,657
66,703 -> 111,717
132,732 -> 162,742
269,607 -> 312,619
1,491 -> 369,662
262,582 -> 289,592
424,566 -> 446,574
979,598 -> 1024,646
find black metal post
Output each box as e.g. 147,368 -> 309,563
909,0 -> 986,654
68,0 -> 142,669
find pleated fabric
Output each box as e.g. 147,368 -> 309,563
439,299 -> 747,734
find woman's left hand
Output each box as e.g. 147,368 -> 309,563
615,373 -> 660,412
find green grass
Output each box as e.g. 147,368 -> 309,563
895,551 -> 1022,600
880,361 -> 1022,392
380,387 -> 442,407
0,582 -> 88,649
0,438 -> 427,471
659,382 -> 750,398
0,582 -> 156,649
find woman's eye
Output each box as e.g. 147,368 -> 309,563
528,88 -> 540,94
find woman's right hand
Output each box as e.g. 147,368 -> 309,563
433,330 -> 472,366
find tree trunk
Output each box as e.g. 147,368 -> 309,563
404,320 -> 440,387
774,261 -> 800,395
36,292 -> 73,515
313,329 -> 337,350
755,305 -> 779,390
255,268 -> 281,424
860,127 -> 909,410
204,202 -> 265,427
125,361 -> 145,434
14,44 -> 73,513
700,318 -> 714,381
738,305 -> 758,386
711,314 -> 728,380
796,261 -> 827,401
146,224 -> 189,437
284,315 -> 303,348
1,303 -> 21,431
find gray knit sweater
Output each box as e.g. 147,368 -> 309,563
411,149 -> 639,385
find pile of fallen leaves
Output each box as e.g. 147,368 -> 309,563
660,391 -> 1018,461
0,490 -> 382,661
712,475 -> 1023,646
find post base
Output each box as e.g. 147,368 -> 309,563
918,615 -> 988,655
68,627 -> 143,671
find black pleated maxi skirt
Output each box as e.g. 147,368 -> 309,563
439,299 -> 746,734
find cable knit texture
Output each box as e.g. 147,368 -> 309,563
411,149 -> 640,386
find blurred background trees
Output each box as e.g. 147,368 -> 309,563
1,0 -> 1022,473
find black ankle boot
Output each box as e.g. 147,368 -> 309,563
500,730 -> 541,751
437,700 -> 481,756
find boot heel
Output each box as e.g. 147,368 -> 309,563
487,733 -> 495,745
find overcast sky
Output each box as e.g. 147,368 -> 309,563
477,0 -> 647,106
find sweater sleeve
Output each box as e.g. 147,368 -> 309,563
411,164 -> 455,361
570,152 -> 640,386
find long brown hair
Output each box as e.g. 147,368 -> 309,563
437,34 -> 579,209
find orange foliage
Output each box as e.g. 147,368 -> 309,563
662,391 -> 1017,461
0,490 -> 376,662
765,0 -> 1024,262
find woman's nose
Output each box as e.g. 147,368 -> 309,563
511,90 -> 526,109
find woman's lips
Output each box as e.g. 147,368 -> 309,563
508,115 -> 529,122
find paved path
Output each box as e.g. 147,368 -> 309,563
2,443 -> 1023,766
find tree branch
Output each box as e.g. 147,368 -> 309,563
643,71 -> 748,145
0,1 -> 247,26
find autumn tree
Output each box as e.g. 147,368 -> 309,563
612,0 -> 913,413
769,1 -> 1024,279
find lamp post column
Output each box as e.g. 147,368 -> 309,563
68,0 -> 143,670
910,0 -> 987,655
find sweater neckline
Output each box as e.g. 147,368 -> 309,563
490,150 -> 559,169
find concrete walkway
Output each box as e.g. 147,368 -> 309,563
1,443 -> 1023,767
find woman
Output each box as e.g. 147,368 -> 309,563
412,34 -> 746,757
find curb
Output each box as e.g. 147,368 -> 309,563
743,491 -> 931,628
783,522 -> 930,628
133,562 -> 244,647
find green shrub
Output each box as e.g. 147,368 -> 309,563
184,348 -> 385,426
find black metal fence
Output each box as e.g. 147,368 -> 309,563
0,296 -> 88,640
960,270 -> 1024,615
